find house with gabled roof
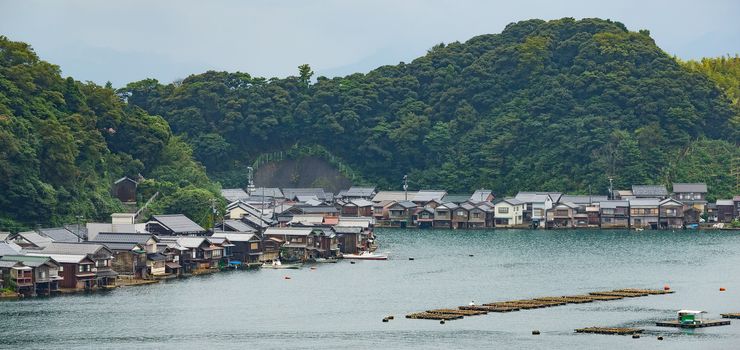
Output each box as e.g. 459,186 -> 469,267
38,227 -> 84,243
629,198 -> 660,229
111,176 -> 138,203
211,232 -> 262,266
494,198 -> 525,227
25,252 -> 96,290
599,200 -> 629,228
671,183 -> 708,213
0,259 -> 34,295
414,207 -> 435,229
387,201 -> 417,228
470,190 -> 494,203
147,214 -> 206,236
413,190 -> 447,205
342,186 -> 377,200
9,231 -> 53,249
716,200 -> 735,223
434,203 -> 457,229
91,233 -> 160,278
38,242 -> 117,288
515,192 -> 559,228
0,255 -> 62,296
659,198 -> 685,229
546,202 -> 578,228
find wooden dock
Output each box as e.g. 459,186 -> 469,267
405,312 -> 463,320
576,327 -> 643,335
405,288 -> 672,322
656,320 -> 731,328
721,313 -> 740,319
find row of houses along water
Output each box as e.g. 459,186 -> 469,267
244,183 -> 737,230
3,182 -> 738,297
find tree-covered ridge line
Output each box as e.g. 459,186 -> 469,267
119,18 -> 738,200
0,36 -> 224,232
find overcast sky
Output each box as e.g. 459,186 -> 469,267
1,0 -> 738,87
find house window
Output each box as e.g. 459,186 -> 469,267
498,207 -> 509,214
457,210 -> 465,216
250,242 -> 259,250
472,212 -> 480,219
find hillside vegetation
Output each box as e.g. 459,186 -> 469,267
2,18 -> 739,231
0,36 -> 222,231
121,18 -> 738,199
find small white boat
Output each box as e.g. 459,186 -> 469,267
634,227 -> 644,232
341,251 -> 388,260
261,260 -> 301,269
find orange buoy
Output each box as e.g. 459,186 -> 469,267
663,285 -> 670,291
720,287 -> 726,292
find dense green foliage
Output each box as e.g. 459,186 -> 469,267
0,36 -> 219,232
121,18 -> 738,199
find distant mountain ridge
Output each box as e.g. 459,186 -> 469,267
121,18 -> 738,198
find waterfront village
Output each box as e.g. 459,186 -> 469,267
2,179 -> 740,298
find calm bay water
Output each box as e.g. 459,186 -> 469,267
2,228 -> 740,349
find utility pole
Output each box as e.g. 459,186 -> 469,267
247,166 -> 255,194
608,177 -> 614,200
75,215 -> 84,242
403,175 -> 408,201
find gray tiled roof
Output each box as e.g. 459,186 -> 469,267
560,195 -> 609,205
92,233 -> 157,244
628,198 -> 660,207
221,188 -> 250,202
395,201 -> 418,209
151,214 -> 205,234
283,188 -> 329,201
15,231 -> 53,247
441,194 -> 473,204
632,185 -> 668,197
39,227 -> 83,243
414,190 -> 447,202
249,187 -> 284,198
222,220 -> 255,232
41,242 -> 109,256
345,187 -> 376,197
672,183 -> 707,193
0,242 -> 23,256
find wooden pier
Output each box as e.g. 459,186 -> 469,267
656,319 -> 731,328
721,313 -> 740,319
576,327 -> 643,335
404,288 -> 672,322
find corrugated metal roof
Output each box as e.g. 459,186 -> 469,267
0,242 -> 23,256
672,183 -> 707,193
38,227 -> 82,243
350,199 -> 374,207
632,185 -> 668,197
92,233 -> 157,244
150,214 -> 205,234
41,242 -> 109,255
222,220 -> 255,232
0,255 -> 57,267
283,188 -> 329,201
211,232 -> 257,242
372,191 -> 418,202
264,227 -> 315,236
26,253 -> 90,264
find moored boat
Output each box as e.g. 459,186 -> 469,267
261,260 -> 302,269
341,251 -> 388,260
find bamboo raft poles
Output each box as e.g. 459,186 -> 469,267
404,288 -> 671,322
575,327 -> 644,335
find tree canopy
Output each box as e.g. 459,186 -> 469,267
120,18 -> 738,198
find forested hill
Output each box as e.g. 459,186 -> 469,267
122,18 -> 739,198
0,36 -> 223,231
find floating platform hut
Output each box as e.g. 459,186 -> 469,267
721,313 -> 740,319
657,310 -> 731,328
